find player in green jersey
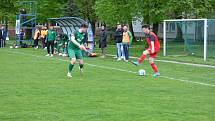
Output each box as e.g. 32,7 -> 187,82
67,24 -> 88,78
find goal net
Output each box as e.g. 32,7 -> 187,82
163,19 -> 215,61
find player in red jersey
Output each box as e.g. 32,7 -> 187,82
131,24 -> 160,77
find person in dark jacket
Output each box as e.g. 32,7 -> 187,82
0,26 -> 3,48
99,25 -> 107,58
114,24 -> 124,60
0,25 -> 7,48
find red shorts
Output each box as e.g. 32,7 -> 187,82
146,48 -> 160,58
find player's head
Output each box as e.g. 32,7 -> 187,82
123,25 -> 128,32
142,24 -> 150,34
49,26 -> 54,30
80,23 -> 88,33
117,24 -> 122,30
101,25 -> 106,30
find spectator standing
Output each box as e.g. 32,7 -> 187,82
0,26 -> 7,48
114,24 -> 124,61
0,26 -> 3,48
40,27 -> 48,49
33,27 -> 40,49
122,25 -> 133,62
46,27 -> 56,57
99,25 -> 107,58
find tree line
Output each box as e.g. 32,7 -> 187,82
1,0 -> 215,28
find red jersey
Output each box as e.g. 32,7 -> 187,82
146,32 -> 160,50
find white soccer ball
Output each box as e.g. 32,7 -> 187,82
10,46 -> 13,49
138,69 -> 146,76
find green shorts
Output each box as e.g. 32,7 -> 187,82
68,49 -> 83,60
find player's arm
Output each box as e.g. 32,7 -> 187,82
150,35 -> 155,54
70,34 -> 87,51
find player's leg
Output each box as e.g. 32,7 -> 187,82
58,44 -> 62,56
79,59 -> 84,73
67,58 -> 76,78
149,56 -> 160,77
63,45 -> 68,56
67,49 -> 76,78
131,49 -> 149,66
76,50 -> 84,73
50,41 -> 54,57
138,49 -> 150,63
46,41 -> 51,56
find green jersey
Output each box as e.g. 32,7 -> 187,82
62,34 -> 69,44
59,33 -> 69,45
47,30 -> 56,42
68,31 -> 85,50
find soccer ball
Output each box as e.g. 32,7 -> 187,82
138,69 -> 146,76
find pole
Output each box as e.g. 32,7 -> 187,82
203,19 -> 207,61
163,21 -> 166,56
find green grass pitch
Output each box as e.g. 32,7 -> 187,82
0,47 -> 215,121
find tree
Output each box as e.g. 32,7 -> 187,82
95,0 -> 168,34
95,0 -> 167,25
36,0 -> 67,23
75,0 -> 97,33
63,0 -> 80,17
0,0 -> 18,30
95,0 -> 135,26
0,0 -> 17,16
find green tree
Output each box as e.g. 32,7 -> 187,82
63,0 -> 80,17
0,0 -> 18,29
37,0 -> 67,23
0,0 -> 17,16
95,0 -> 136,26
75,0 -> 97,33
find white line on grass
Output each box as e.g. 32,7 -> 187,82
106,54 -> 215,69
6,50 -> 215,88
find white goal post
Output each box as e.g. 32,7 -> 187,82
163,19 -> 208,61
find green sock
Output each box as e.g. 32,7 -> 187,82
68,63 -> 74,73
79,64 -> 84,69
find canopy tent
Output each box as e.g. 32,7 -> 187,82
48,17 -> 94,52
48,17 -> 94,42
48,17 -> 86,36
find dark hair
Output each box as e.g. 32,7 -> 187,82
142,24 -> 150,29
101,24 -> 106,27
80,23 -> 88,28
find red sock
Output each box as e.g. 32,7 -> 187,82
137,54 -> 146,63
151,63 -> 158,73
